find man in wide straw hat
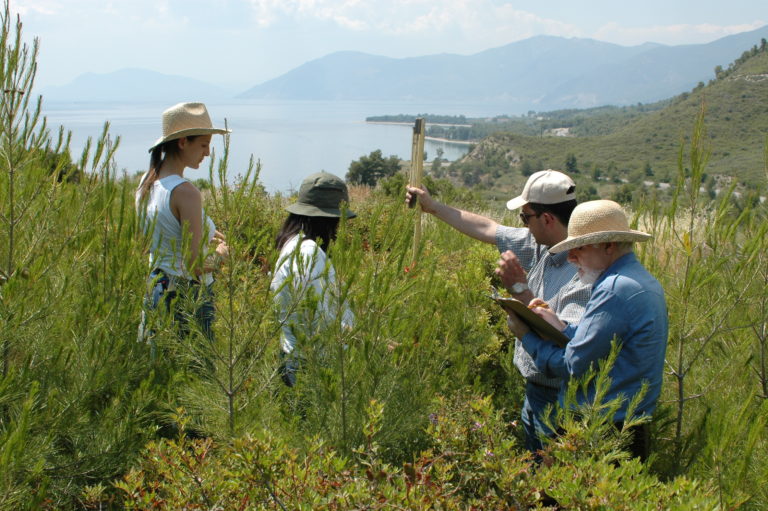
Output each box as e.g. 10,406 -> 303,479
506,199 -> 668,461
407,170 -> 591,453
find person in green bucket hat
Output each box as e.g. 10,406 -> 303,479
270,172 -> 356,387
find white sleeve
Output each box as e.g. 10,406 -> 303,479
296,242 -> 354,330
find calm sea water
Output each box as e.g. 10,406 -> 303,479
40,99 -> 513,192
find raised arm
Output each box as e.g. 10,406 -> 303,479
405,185 -> 499,244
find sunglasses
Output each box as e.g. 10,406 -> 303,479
519,211 -> 541,226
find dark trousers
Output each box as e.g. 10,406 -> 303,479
554,420 -> 650,462
614,421 -> 650,462
139,269 -> 215,365
521,381 -> 559,452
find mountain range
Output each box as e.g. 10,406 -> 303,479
240,25 -> 768,109
41,68 -> 231,102
42,26 -> 768,111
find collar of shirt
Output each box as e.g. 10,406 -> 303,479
593,252 -> 638,288
547,250 -> 570,268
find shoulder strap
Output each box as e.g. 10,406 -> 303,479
163,174 -> 189,193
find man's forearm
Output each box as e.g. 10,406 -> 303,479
522,332 -> 569,379
429,201 -> 499,244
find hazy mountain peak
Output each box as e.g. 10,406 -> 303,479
238,26 -> 768,106
41,67 -> 230,102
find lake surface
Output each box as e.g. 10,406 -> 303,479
41,99 -> 514,192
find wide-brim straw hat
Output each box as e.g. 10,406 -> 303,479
286,171 -> 357,218
148,102 -> 230,152
549,200 -> 651,253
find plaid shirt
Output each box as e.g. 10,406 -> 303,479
496,225 -> 591,388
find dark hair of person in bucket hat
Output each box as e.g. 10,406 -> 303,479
276,172 -> 356,251
285,171 -> 356,219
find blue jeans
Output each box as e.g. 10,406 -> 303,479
138,270 -> 215,354
521,381 -> 560,452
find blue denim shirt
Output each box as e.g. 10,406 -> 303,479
521,252 -> 668,422
496,226 -> 591,388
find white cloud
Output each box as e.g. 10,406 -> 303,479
329,14 -> 367,31
594,21 -> 767,46
11,0 -> 181,26
459,3 -> 581,46
242,0 -> 582,53
245,0 -> 573,34
9,0 -> 61,16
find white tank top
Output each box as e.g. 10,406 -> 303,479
137,174 -> 216,285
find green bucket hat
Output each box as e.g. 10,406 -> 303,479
286,172 -> 356,218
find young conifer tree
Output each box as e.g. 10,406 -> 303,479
168,133 -> 285,438
0,1 -> 45,378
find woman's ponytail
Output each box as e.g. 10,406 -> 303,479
138,146 -> 165,202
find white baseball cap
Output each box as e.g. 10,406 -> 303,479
506,170 -> 576,210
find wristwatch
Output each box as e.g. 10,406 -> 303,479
511,282 -> 529,294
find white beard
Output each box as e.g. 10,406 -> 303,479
578,267 -> 604,285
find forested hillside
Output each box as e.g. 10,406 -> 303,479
439,42 -> 768,202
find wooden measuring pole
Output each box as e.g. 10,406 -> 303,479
409,118 -> 426,262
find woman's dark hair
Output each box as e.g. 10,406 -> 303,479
137,136 -> 197,201
529,199 -> 578,226
275,213 -> 340,251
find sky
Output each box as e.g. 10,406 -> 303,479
9,0 -> 768,92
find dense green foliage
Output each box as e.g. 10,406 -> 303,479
2,5 -> 768,509
345,149 -> 402,186
112,389 -> 720,510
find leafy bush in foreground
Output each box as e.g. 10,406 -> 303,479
110,380 -> 717,510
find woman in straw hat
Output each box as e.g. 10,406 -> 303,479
270,172 -> 356,387
136,102 -> 230,347
506,200 -> 668,461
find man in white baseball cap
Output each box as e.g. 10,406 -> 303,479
406,169 -> 591,453
505,169 -> 578,210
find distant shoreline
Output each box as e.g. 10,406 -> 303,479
366,120 -> 472,128
366,120 -> 475,145
425,136 -> 474,146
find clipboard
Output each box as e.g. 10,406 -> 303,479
491,295 -> 570,348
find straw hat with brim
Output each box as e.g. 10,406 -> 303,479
148,102 -> 230,152
549,200 -> 651,254
286,171 -> 356,218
